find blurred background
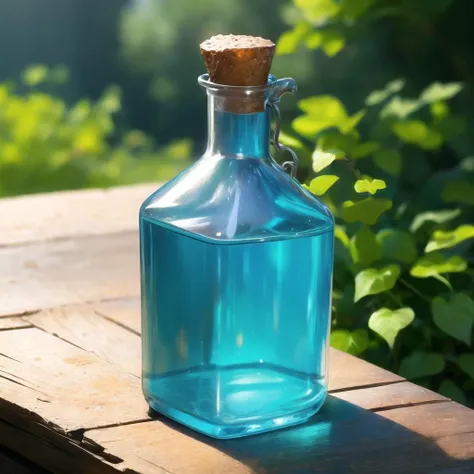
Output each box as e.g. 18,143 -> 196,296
1,0 -> 473,406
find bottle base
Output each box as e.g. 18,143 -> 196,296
143,363 -> 327,439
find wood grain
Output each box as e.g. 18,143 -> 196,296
0,184 -> 157,247
0,231 -> 139,317
0,316 -> 32,330
333,380 -> 447,411
94,298 -> 141,335
0,327 -> 147,432
87,398 -> 474,474
27,305 -> 141,377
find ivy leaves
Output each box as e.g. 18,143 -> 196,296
432,294 -> 474,345
354,264 -> 400,302
369,307 -> 415,348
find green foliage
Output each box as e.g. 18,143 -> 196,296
354,265 -> 400,302
399,352 -> 445,379
369,307 -> 414,348
279,0 -> 474,406
432,294 -> 474,345
0,66 -> 191,197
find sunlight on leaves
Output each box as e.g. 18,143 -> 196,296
22,65 -> 48,86
354,264 -> 400,302
381,97 -> 420,119
312,149 -> 336,173
425,225 -> 474,252
342,198 -> 392,225
410,209 -> 461,233
330,328 -> 369,356
369,307 -> 415,348
420,82 -> 463,103
432,294 -> 474,345
276,23 -> 311,55
354,178 -> 386,195
350,225 -> 381,265
308,175 -> 339,195
411,253 -> 467,280
295,0 -> 340,24
399,352 -> 445,379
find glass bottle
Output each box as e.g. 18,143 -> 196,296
140,74 -> 334,439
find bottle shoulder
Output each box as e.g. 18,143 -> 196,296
140,155 -> 334,243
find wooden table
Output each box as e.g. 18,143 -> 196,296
0,184 -> 473,474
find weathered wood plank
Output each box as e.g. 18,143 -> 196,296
94,298 -> 141,335
0,231 -> 139,317
0,418 -> 127,474
0,316 -> 32,330
87,399 -> 474,474
328,349 -> 402,391
27,305 -> 141,377
0,184 -> 157,247
333,380 -> 447,411
0,327 -> 147,432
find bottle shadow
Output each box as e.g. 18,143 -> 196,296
149,395 -> 474,473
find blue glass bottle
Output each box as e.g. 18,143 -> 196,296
140,74 -> 334,439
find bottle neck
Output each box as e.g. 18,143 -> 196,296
206,95 -> 270,158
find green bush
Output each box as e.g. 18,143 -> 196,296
0,65 -> 191,197
277,0 -> 474,406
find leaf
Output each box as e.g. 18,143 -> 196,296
340,110 -> 365,134
320,30 -> 345,57
392,120 -> 443,150
295,0 -> 340,23
425,225 -> 474,252
318,131 -> 357,158
438,380 -> 467,405
352,141 -> 380,159
461,156 -> 474,172
373,149 -> 402,176
299,95 -> 347,119
354,178 -> 386,195
312,149 -> 336,173
442,180 -> 474,205
411,253 -> 467,280
350,225 -> 381,265
354,264 -> 400,302
330,329 -> 369,356
459,354 -> 474,379
342,198 -> 392,225
369,307 -> 415,348
410,209 -> 461,232
399,352 -> 445,379
278,131 -> 306,150
377,229 -> 417,264
432,294 -> 474,345
308,175 -> 339,195
276,23 -> 311,55
335,225 -> 350,247
420,82 -> 463,103
365,79 -> 405,106
22,65 -> 49,86
381,96 -> 420,119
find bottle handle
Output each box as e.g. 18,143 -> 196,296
267,78 -> 299,178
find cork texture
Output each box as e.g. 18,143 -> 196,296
200,34 -> 275,113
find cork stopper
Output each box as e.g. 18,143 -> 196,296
200,34 -> 275,113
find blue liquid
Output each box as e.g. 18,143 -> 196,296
140,217 -> 333,438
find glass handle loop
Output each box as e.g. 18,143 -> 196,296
268,101 -> 298,178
